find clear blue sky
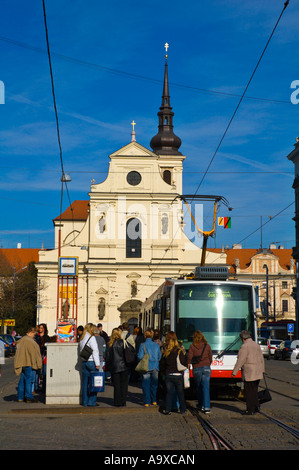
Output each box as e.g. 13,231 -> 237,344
0,0 -> 298,251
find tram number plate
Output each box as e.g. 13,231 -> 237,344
212,359 -> 223,367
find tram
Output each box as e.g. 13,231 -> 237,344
141,266 -> 258,393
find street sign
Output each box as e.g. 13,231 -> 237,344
288,323 -> 294,334
0,319 -> 15,326
58,257 -> 78,276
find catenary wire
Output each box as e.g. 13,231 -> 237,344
191,0 -> 290,198
137,1 -> 291,294
0,35 -> 291,106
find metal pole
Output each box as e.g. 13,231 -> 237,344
263,264 -> 269,322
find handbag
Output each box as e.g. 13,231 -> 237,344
176,349 -> 187,371
89,371 -> 105,393
124,340 -> 136,364
135,344 -> 149,374
258,374 -> 272,405
80,336 -> 93,361
191,344 -> 206,364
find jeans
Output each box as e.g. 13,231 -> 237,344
17,366 -> 35,401
165,374 -> 186,413
193,366 -> 211,411
82,361 -> 98,406
142,368 -> 159,405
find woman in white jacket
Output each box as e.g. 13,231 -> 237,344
79,323 -> 100,406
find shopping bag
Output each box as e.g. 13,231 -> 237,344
89,371 -> 105,393
183,369 -> 190,389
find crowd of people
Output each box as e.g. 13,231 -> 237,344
78,321 -> 214,415
13,321 -> 265,416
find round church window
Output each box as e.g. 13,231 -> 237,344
127,171 -> 141,186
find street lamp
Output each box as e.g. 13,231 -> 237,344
263,264 -> 269,322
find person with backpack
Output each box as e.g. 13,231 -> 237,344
187,330 -> 213,414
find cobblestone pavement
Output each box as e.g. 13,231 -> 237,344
0,358 -> 298,452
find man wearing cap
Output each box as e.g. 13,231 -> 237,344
97,323 -> 109,344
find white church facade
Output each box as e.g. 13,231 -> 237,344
36,52 -> 226,337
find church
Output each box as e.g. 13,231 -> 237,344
36,48 -> 225,337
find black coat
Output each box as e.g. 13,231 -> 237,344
106,339 -> 128,374
160,347 -> 188,376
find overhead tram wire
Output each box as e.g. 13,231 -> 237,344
42,0 -> 75,241
0,35 -> 291,106
192,0 -> 290,199
138,1 -> 291,295
208,200 -> 295,266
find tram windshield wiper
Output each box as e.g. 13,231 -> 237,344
215,337 -> 240,360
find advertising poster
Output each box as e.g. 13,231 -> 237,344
57,320 -> 76,343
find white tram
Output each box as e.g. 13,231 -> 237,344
141,266 -> 258,391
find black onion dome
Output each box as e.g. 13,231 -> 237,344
150,56 -> 182,156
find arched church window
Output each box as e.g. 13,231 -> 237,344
163,170 -> 171,185
126,218 -> 142,258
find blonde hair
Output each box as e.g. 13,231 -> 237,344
81,323 -> 96,341
163,331 -> 182,358
192,330 -> 207,345
108,328 -> 122,347
144,328 -> 154,339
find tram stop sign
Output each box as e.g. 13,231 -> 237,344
287,323 -> 294,335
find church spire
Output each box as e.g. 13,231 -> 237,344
150,43 -> 182,156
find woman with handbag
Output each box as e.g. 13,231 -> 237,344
187,330 -> 213,414
160,331 -> 188,415
137,328 -> 161,407
79,323 -> 100,407
106,328 -> 129,407
232,330 -> 265,415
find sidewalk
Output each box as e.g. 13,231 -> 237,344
0,372 -> 210,451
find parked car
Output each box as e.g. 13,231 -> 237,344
267,339 -> 282,357
0,337 -> 14,357
0,334 -> 17,355
274,340 -> 299,360
258,337 -> 270,359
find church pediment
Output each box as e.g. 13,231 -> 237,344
95,287 -> 108,295
109,141 -> 157,159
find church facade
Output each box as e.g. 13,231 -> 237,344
36,52 -> 225,336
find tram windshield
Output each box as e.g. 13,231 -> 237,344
175,283 -> 254,353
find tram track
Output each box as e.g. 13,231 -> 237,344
188,401 -> 299,450
187,405 -> 235,450
258,410 -> 299,440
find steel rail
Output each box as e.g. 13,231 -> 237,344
188,406 -> 235,450
258,410 -> 299,440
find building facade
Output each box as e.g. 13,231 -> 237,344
36,54 -> 225,336
210,245 -> 296,332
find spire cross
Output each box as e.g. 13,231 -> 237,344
164,43 -> 169,52
131,120 -> 136,131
